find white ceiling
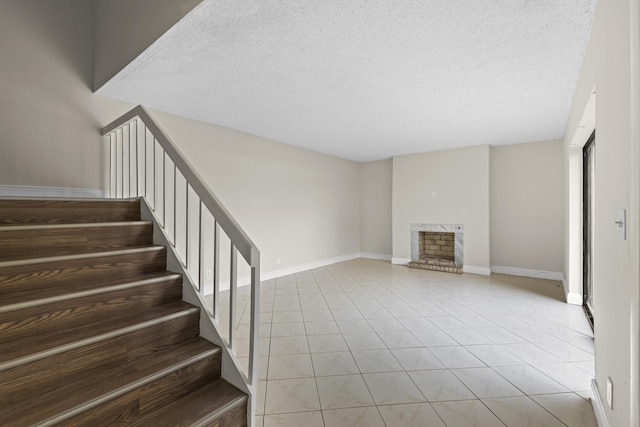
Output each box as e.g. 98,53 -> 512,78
98,0 -> 596,162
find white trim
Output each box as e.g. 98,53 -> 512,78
261,252 -> 361,282
0,185 -> 107,199
360,252 -> 392,261
463,265 -> 491,275
491,265 -> 564,281
566,292 -> 583,305
392,257 -> 411,265
561,278 -> 584,305
591,379 -> 610,427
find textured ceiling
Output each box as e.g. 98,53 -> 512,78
98,0 -> 596,162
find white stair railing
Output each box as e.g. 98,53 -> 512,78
102,105 -> 260,419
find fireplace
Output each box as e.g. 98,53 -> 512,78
408,223 -> 463,273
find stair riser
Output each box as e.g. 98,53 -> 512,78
0,277 -> 182,347
60,356 -> 221,427
0,223 -> 153,261
0,312 -> 203,413
0,249 -> 167,306
0,199 -> 140,225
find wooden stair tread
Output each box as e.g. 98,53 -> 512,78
3,339 -> 221,426
131,379 -> 247,427
0,221 -> 153,261
0,301 -> 197,366
0,244 -> 164,268
0,247 -> 168,306
0,270 -> 182,313
0,198 -> 141,225
0,274 -> 183,350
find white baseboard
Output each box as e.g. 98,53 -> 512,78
391,257 -> 411,265
0,185 -> 107,199
491,265 -> 564,281
260,252 -> 361,282
561,278 -> 583,305
566,292 -> 583,305
463,265 -> 491,276
360,252 -> 392,261
591,378 -> 610,427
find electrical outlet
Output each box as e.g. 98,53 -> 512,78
607,377 -> 613,409
205,269 -> 212,279
276,257 -> 281,265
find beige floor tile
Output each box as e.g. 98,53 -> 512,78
311,351 -> 359,376
409,370 -> 476,402
316,374 -> 375,409
256,259 -> 594,426
429,346 -> 486,368
493,365 -> 569,394
342,332 -> 387,350
531,393 -> 598,427
336,319 -> 373,334
267,353 -> 314,380
264,378 -> 320,414
307,334 -> 349,353
465,344 -> 525,367
352,349 -> 404,373
532,362 -> 593,392
431,400 -> 506,427
304,320 -> 341,335
377,330 -> 423,348
322,407 -> 385,427
362,372 -> 426,405
392,347 -> 445,370
451,367 -> 524,398
271,321 -> 307,337
378,403 -> 446,427
269,336 -> 309,355
302,310 -> 334,321
411,329 -> 459,346
483,396 -> 566,426
263,411 -> 324,427
503,342 -> 562,364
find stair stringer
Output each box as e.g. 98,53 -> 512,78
139,198 -> 256,426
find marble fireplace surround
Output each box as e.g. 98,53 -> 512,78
411,223 -> 464,267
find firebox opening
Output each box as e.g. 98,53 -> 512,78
419,231 -> 455,266
409,223 -> 463,274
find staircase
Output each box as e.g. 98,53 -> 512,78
0,198 -> 248,426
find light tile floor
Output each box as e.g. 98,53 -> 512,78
253,258 -> 596,426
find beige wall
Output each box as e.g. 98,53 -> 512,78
147,109 -> 361,279
0,0 -> 129,191
392,145 -> 491,273
93,0 -> 202,90
563,0 -> 640,424
490,140 -> 564,274
359,159 -> 392,257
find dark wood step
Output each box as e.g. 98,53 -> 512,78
0,303 -> 203,409
0,197 -> 248,426
0,221 -> 153,261
131,380 -> 247,427
0,198 -> 141,225
2,339 -> 221,426
0,301 -> 198,367
0,273 -> 182,348
0,246 -> 168,306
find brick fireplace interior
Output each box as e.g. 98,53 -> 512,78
419,231 -> 455,265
